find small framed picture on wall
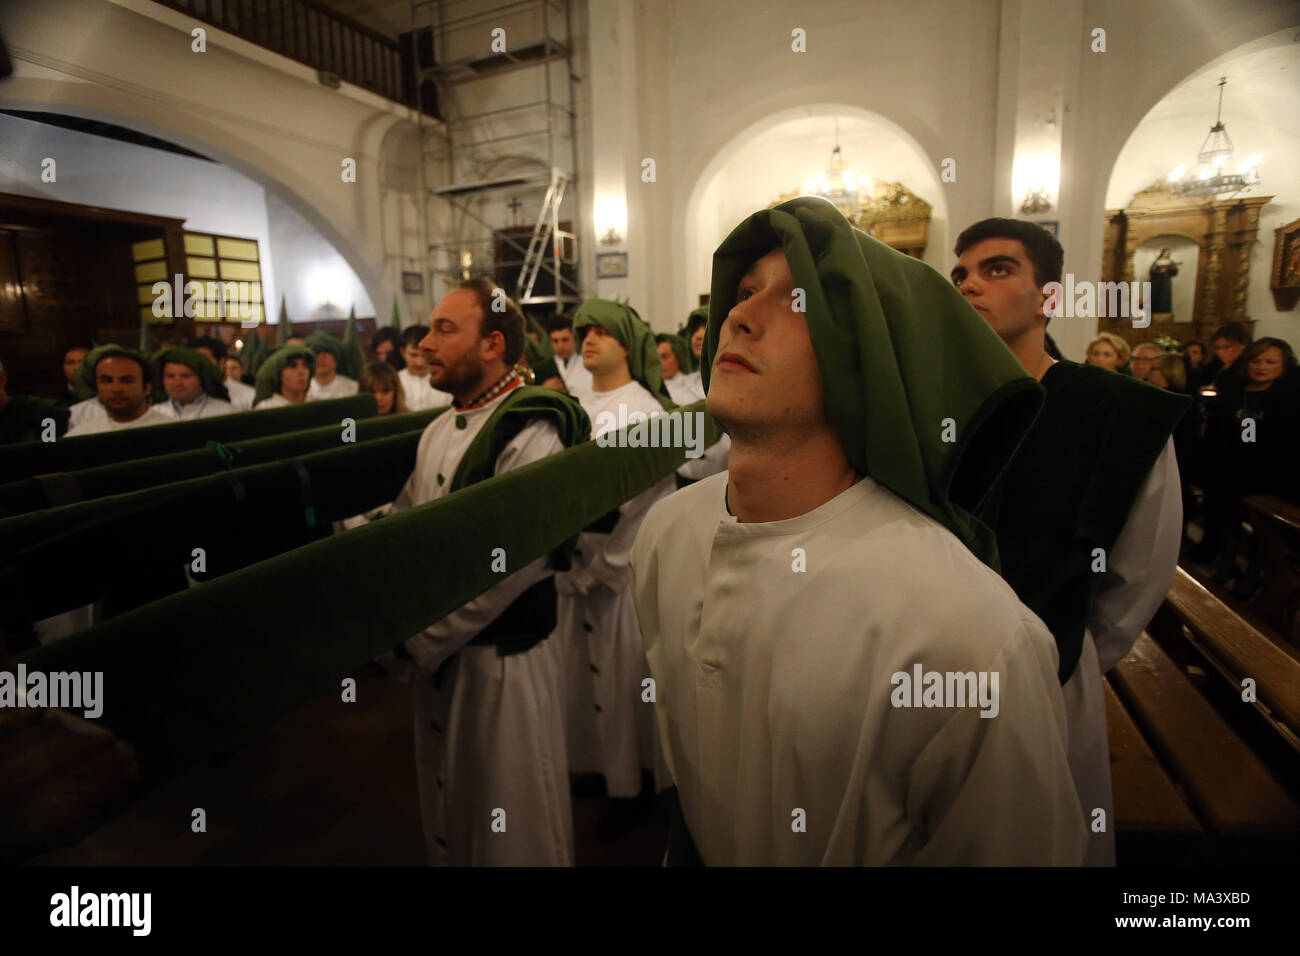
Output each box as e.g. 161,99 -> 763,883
402,271 -> 424,294
596,252 -> 629,279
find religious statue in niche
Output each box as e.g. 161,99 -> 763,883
1148,247 -> 1180,315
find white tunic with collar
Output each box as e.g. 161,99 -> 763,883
631,472 -> 1087,865
390,384 -> 573,866
553,380 -> 675,798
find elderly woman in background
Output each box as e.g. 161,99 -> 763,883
358,360 -> 409,416
1084,332 -> 1131,373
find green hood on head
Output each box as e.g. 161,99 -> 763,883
74,345 -> 154,402
656,333 -> 697,376
704,196 -> 1043,567
254,345 -> 316,405
572,299 -> 673,410
150,347 -> 230,404
303,331 -> 344,364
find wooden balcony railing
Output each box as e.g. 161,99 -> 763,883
151,0 -> 417,110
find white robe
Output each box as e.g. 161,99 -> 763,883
553,380 -> 674,798
67,397 -> 107,430
252,393 -> 304,410
224,378 -> 256,411
398,368 -> 453,412
391,389 -> 573,866
1063,438 -> 1182,866
307,374 -> 359,401
663,371 -> 703,408
153,394 -> 235,420
631,472 -> 1087,865
556,353 -> 592,399
64,406 -> 173,437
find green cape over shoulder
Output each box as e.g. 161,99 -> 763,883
704,196 -> 1043,567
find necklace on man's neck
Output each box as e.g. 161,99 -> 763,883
455,370 -> 521,411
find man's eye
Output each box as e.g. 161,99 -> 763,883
738,288 -> 754,301
990,265 -> 1009,276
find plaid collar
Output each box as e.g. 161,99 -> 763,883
454,370 -> 522,411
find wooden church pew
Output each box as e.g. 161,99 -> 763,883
1109,632 -> 1300,857
1241,495 -> 1300,647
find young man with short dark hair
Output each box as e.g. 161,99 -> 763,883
951,217 -> 1188,865
548,313 -> 592,398
153,346 -> 235,420
633,198 -> 1084,865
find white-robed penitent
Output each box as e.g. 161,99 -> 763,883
390,385 -> 574,866
631,472 -> 1088,865
307,374 -> 359,401
553,380 -> 673,798
398,367 -> 453,411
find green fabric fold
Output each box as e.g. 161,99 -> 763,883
704,196 -> 1043,566
0,395 -> 378,484
13,401 -> 723,775
149,346 -> 230,404
573,298 -> 674,409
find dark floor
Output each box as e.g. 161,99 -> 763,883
26,666 -> 668,867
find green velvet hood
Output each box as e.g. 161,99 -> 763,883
573,299 -> 673,410
704,196 -> 1043,566
254,345 -> 316,404
303,331 -> 344,362
150,347 -> 230,404
73,345 -> 154,402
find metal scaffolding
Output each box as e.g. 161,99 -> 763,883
411,0 -> 581,314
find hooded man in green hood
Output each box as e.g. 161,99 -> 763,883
303,331 -> 360,401
655,334 -> 701,408
65,345 -> 174,436
631,197 -> 1086,866
151,346 -> 235,421
253,345 -> 315,409
554,298 -> 680,818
